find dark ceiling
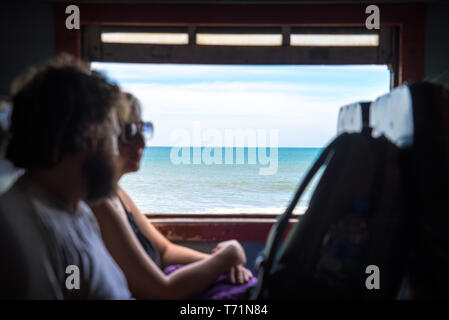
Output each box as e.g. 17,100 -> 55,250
21,0 -> 449,4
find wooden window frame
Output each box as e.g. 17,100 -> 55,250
55,3 -> 425,85
83,25 -> 392,66
54,3 -> 425,241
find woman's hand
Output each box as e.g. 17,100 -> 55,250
228,264 -> 253,285
211,240 -> 246,266
211,241 -> 253,284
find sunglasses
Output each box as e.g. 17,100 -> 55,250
121,121 -> 154,143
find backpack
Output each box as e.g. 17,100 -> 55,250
252,82 -> 449,299
251,98 -> 411,299
398,82 -> 449,299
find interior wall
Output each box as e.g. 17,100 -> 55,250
424,5 -> 449,88
1,2 -> 449,95
0,2 -> 55,96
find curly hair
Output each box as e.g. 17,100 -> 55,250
6,54 -> 128,169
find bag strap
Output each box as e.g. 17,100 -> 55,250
252,134 -> 344,299
252,102 -> 374,299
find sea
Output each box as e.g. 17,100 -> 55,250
119,146 -> 324,214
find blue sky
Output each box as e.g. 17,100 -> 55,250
91,63 -> 390,147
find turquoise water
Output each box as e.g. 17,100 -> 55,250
119,147 -> 323,214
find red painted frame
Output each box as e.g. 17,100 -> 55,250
152,219 -> 297,242
54,3 -> 426,241
55,3 -> 425,84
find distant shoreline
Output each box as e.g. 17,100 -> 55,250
143,146 -> 324,149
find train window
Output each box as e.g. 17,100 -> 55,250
101,32 -> 189,45
196,33 -> 283,46
290,34 -> 378,47
289,27 -> 380,47
84,23 -> 394,217
91,62 -> 390,216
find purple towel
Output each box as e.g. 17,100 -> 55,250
164,264 -> 258,300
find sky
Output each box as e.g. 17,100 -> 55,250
91,63 -> 390,147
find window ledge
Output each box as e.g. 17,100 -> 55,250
147,213 -> 300,242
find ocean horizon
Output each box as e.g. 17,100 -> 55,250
119,146 -> 324,214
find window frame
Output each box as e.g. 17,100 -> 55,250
83,25 -> 394,69
54,3 -> 425,241
55,3 -> 425,85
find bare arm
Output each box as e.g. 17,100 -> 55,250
116,187 -> 253,284
162,242 -> 210,267
117,187 -> 210,267
91,199 -> 246,299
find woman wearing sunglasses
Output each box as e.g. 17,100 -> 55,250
91,93 -> 255,299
